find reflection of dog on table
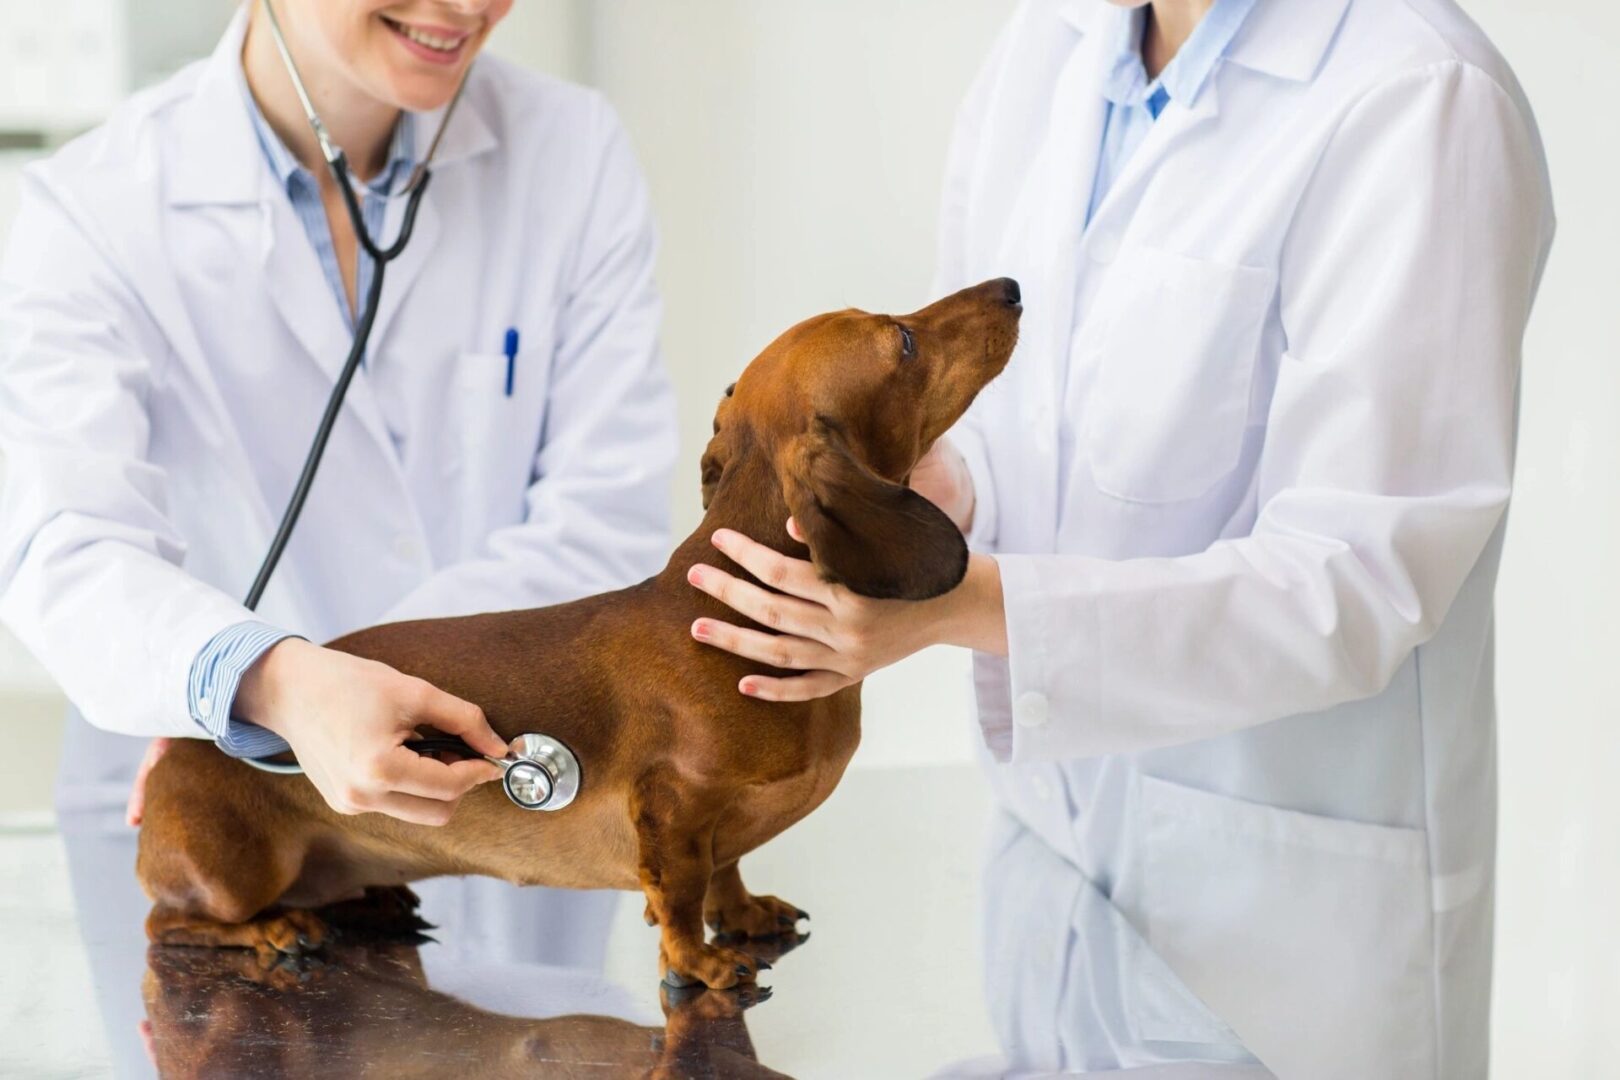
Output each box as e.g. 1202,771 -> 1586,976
136,281 -> 1022,989
141,929 -> 805,1079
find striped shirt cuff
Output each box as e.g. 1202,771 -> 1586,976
187,621 -> 299,759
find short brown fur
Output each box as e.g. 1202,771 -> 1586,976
137,279 -> 1021,988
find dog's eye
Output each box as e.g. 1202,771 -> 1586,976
898,325 -> 916,360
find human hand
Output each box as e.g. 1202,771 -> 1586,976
236,639 -> 506,826
125,737 -> 172,827
908,437 -> 975,533
686,521 -> 1006,702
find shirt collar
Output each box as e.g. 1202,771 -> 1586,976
235,55 -> 418,197
1099,0 -> 1261,109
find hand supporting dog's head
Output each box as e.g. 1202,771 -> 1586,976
702,278 -> 1021,601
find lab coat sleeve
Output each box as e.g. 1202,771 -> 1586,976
934,18 -> 1017,553
380,101 -> 677,622
0,171 -> 275,741
982,62 -> 1555,762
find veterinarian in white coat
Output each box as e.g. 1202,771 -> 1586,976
688,0 -> 1555,1075
0,1 -> 676,969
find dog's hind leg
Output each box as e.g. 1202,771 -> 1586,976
703,862 -> 808,940
146,905 -> 327,965
138,755 -> 326,963
632,770 -> 762,989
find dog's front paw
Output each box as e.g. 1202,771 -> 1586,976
660,940 -> 764,990
704,892 -> 808,939
251,909 -> 328,965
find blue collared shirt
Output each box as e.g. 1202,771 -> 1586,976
1086,0 -> 1259,225
186,70 -> 419,759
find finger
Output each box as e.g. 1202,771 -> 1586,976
787,517 -> 805,544
739,670 -> 856,703
710,528 -> 829,603
364,790 -> 465,828
409,683 -> 508,759
384,750 -> 503,802
691,619 -> 840,673
125,737 -> 172,828
687,563 -> 827,639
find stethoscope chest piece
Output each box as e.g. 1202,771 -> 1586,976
500,734 -> 581,812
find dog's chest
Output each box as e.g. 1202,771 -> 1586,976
713,706 -> 859,865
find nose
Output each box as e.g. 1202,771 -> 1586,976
997,277 -> 1022,307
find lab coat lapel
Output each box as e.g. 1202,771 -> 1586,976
994,18 -> 1108,541
365,93 -> 496,358
258,186 -> 401,470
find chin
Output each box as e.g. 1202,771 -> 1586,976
387,73 -> 469,114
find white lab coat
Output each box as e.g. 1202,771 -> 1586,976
939,0 -> 1554,1076
0,12 -> 676,968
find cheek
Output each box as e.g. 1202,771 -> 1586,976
310,3 -> 387,79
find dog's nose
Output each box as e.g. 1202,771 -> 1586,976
998,277 -> 1022,307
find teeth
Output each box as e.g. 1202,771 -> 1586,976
395,22 -> 462,52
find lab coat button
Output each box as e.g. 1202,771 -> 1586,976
196,697 -> 212,719
1015,691 -> 1050,729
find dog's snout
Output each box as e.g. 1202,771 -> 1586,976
998,277 -> 1022,307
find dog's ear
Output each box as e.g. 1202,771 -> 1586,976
779,420 -> 968,600
700,382 -> 739,510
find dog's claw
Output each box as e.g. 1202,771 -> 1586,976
734,963 -> 751,976
795,908 -> 809,921
757,960 -> 772,971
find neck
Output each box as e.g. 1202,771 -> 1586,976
657,451 -> 798,588
242,5 -> 400,182
1143,0 -> 1215,80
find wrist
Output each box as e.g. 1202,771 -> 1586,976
933,553 -> 1007,656
234,637 -> 311,738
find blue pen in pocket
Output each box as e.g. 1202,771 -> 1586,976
503,328 -> 520,397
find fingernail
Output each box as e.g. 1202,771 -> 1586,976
692,621 -> 711,641
712,529 -> 733,548
687,566 -> 704,586
740,682 -> 758,696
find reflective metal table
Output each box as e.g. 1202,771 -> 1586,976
5,766 -> 1272,1078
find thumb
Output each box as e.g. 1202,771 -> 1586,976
418,685 -> 509,759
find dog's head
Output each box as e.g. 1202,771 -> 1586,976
703,277 -> 1021,600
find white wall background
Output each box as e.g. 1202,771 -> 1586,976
1,1 -> 1616,1073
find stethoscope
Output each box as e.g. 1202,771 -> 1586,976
236,0 -> 580,813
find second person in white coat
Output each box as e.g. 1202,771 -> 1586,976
687,0 -> 1554,1075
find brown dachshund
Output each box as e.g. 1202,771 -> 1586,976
136,277 -> 1021,989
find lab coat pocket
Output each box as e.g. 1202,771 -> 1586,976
452,351 -> 547,539
1082,246 -> 1274,504
1125,776 -> 1435,1080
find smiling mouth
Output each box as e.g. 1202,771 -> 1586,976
380,15 -> 472,57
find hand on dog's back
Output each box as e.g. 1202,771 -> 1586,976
229,638 -> 507,826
